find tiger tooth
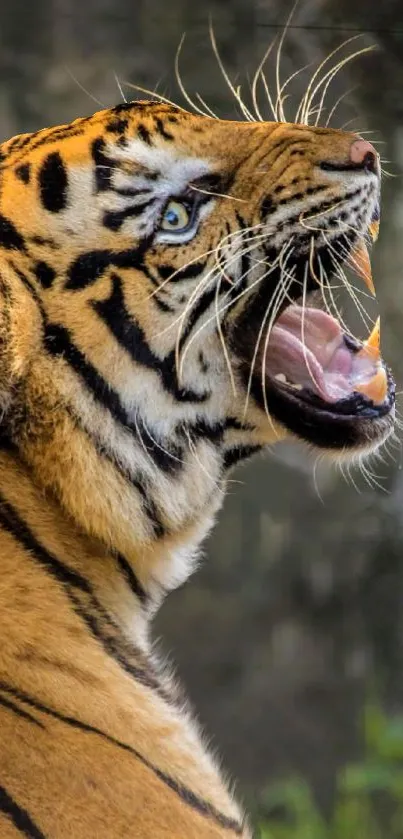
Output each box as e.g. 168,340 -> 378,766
359,316 -> 381,362
274,373 -> 287,382
365,316 -> 381,352
348,241 -> 376,296
369,220 -> 380,243
355,367 -> 387,405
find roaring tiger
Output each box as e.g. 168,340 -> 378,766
0,98 -> 395,838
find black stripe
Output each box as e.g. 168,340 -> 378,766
270,188 -> 362,234
223,445 -> 261,470
0,495 -> 93,594
266,134 -> 308,164
105,116 -> 129,134
28,235 -> 59,250
0,214 -> 26,251
92,273 -> 209,403
151,292 -> 175,313
233,211 -> 251,297
276,185 -> 329,206
136,417 -> 183,474
80,423 -> 167,538
103,198 -> 157,231
64,408 -> 165,547
155,117 -> 174,141
38,152 -> 68,213
91,137 -> 116,193
0,784 -> 46,839
65,241 -> 150,290
113,186 -> 152,198
31,122 -> 87,150
137,124 -> 152,145
34,261 -> 56,288
157,261 -> 206,284
60,413 -> 165,552
44,322 -> 183,476
0,496 -> 173,700
0,682 -> 244,835
10,264 -> 47,316
0,692 -> 44,728
7,134 -> 33,154
260,196 -> 274,220
15,163 -> 30,184
115,553 -> 148,604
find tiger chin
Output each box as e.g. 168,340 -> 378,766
0,100 -> 394,838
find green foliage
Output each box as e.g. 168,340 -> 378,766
257,704 -> 403,839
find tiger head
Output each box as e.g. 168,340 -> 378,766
0,101 -> 395,587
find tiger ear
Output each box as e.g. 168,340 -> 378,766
0,263 -> 43,416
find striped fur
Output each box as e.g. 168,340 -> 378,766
0,101 -> 393,836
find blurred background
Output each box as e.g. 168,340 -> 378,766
3,1 -> 403,835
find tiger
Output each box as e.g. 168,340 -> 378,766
0,96 -> 395,838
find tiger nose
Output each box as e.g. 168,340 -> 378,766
349,138 -> 379,175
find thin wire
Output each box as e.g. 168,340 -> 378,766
256,22 -> 403,34
52,13 -> 403,34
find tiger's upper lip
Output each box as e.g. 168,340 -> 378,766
319,159 -> 380,176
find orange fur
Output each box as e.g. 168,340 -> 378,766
0,102 -> 392,836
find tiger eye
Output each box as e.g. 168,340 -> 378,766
161,200 -> 191,232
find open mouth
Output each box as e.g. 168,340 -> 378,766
241,218 -> 396,451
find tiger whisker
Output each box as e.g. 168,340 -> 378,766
209,21 -> 255,122
64,66 -> 106,107
274,0 -> 300,123
177,231 -> 290,382
300,258 -> 326,394
312,47 -> 373,128
325,87 -> 357,127
194,92 -> 219,120
133,413 -> 187,471
114,72 -> 128,104
276,62 -> 315,124
174,234 -> 254,378
183,425 -> 226,493
219,246 -> 295,408
155,226 -> 268,344
323,233 -> 373,329
243,244 -> 295,425
123,81 -> 188,112
259,71 -> 278,125
189,184 -> 247,203
299,196 -> 349,226
314,249 -> 353,336
175,35 -> 216,119
251,40 -> 276,121
295,37 -> 365,125
149,221 -> 267,306
298,210 -> 368,330
300,40 -> 367,125
260,250 -> 297,434
177,234 -> 280,381
214,263 -> 238,399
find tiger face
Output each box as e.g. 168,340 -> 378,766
0,101 -> 395,556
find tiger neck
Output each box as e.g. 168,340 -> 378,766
2,343 -> 239,618
2,393 -> 223,636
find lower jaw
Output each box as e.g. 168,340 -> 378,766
244,368 -> 395,453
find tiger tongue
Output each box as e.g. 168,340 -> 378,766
347,241 -> 375,296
